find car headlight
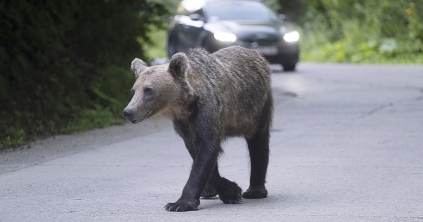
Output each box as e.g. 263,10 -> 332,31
283,31 -> 299,43
214,32 -> 237,42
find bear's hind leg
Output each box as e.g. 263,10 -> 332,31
201,184 -> 217,199
243,128 -> 270,199
208,165 -> 242,204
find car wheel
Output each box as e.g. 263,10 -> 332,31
282,63 -> 296,71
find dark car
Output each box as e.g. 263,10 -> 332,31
166,0 -> 300,71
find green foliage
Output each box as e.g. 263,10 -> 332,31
264,0 -> 423,63
302,0 -> 423,63
143,0 -> 182,59
1,127 -> 26,149
0,0 -> 170,149
142,26 -> 168,59
62,106 -> 121,133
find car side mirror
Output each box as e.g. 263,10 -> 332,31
189,14 -> 205,22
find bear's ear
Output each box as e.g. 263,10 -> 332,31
168,53 -> 189,79
131,58 -> 148,78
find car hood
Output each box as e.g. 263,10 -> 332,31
203,20 -> 288,42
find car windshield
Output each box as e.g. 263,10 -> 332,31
205,1 -> 279,21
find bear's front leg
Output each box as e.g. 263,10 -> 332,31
165,127 -> 220,212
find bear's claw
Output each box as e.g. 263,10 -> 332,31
164,202 -> 198,212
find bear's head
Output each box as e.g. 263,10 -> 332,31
123,53 -> 195,123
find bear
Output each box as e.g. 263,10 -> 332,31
123,46 -> 273,212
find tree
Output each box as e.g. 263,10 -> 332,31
0,0 -> 170,148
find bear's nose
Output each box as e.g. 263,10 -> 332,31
123,109 -> 133,121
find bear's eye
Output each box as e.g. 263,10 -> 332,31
144,87 -> 153,96
131,89 -> 135,96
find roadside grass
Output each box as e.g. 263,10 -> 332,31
0,108 -> 123,150
301,33 -> 423,64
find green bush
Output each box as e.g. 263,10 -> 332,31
0,0 -> 170,149
264,0 -> 423,63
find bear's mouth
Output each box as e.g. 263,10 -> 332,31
131,111 -> 152,124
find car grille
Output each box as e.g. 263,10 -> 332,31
238,33 -> 280,44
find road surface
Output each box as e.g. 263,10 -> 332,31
1,63 -> 423,221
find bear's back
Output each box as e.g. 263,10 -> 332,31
186,46 -> 272,138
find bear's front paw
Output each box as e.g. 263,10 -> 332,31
242,187 -> 268,199
164,199 -> 199,212
218,181 -> 242,204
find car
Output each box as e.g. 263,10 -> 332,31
166,0 -> 300,71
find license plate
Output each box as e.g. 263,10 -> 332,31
254,46 -> 278,56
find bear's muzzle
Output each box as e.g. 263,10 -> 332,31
123,109 -> 134,122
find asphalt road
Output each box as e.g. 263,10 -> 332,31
1,63 -> 423,221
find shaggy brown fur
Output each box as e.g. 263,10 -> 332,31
123,46 -> 273,212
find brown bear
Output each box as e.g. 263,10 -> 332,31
123,46 -> 273,212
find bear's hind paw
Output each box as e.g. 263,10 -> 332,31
218,181 -> 242,204
201,186 -> 218,199
242,187 -> 268,199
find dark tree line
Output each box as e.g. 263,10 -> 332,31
0,0 -> 170,148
